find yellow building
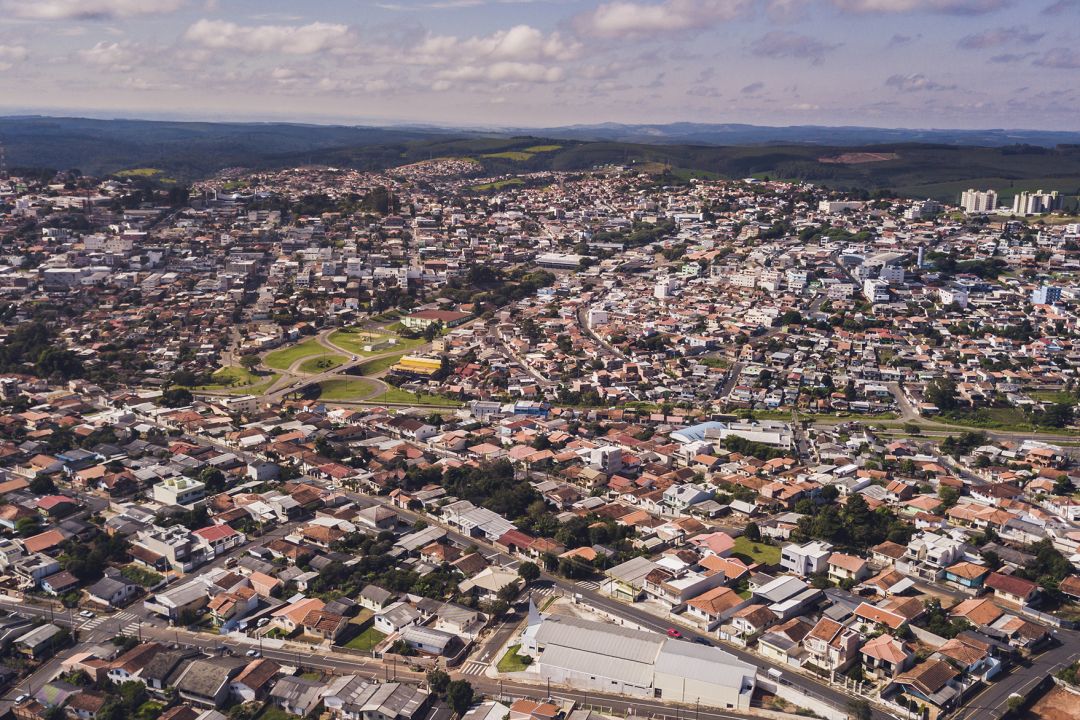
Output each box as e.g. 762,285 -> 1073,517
392,355 -> 442,376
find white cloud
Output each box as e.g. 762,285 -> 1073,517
1,0 -> 185,20
435,61 -> 564,84
831,0 -> 1009,13
183,18 -> 353,55
413,25 -> 580,65
573,0 -> 752,39
0,43 -> 27,71
750,31 -> 840,63
885,72 -> 956,91
77,41 -> 139,71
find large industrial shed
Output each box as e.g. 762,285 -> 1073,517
520,614 -> 757,710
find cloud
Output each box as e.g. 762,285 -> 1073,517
1033,47 -> 1080,68
77,41 -> 140,71
956,25 -> 1043,49
741,81 -> 765,94
888,33 -> 915,46
1042,0 -> 1079,13
884,72 -> 955,91
0,44 -> 27,71
765,0 -> 812,20
413,24 -> 580,65
831,0 -> 1009,14
1,0 -> 184,20
434,62 -> 564,84
183,19 -> 353,55
572,0 -> 752,39
989,52 -> 1036,63
750,31 -> 840,64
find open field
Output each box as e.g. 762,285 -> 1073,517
298,354 -> 346,374
376,387 -> 461,406
1022,685 -> 1080,720
344,626 -> 386,652
194,366 -> 280,395
318,378 -> 379,401
264,338 -> 326,370
471,178 -> 525,192
732,536 -> 781,566
482,151 -> 534,161
497,644 -> 532,672
328,329 -> 423,355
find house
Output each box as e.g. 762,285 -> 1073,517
301,609 -> 349,642
324,677 -> 432,720
269,676 -> 324,717
374,601 -> 421,635
230,658 -> 281,703
107,642 -> 165,684
826,553 -> 869,584
756,617 -> 812,666
802,617 -> 861,672
892,659 -> 961,711
175,656 -> 247,708
780,541 -> 832,577
984,572 -> 1038,607
950,597 -> 1005,628
728,604 -> 777,639
86,576 -> 140,608
359,584 -> 398,611
860,634 -> 913,680
399,625 -> 459,656
15,623 -> 64,659
685,586 -> 747,629
510,699 -> 559,720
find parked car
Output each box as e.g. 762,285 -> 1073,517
14,694 -> 28,705
246,649 -> 261,658
666,627 -> 682,638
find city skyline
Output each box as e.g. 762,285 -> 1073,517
0,0 -> 1079,130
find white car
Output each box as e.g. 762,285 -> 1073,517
14,694 -> 28,704
79,610 -> 95,619
257,617 -> 269,627
245,649 -> 261,658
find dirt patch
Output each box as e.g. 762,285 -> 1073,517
819,152 -> 900,165
1024,686 -> 1080,720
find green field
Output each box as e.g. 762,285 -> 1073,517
497,644 -> 532,672
298,354 -> 346,373
356,354 -> 409,376
114,167 -> 163,177
482,151 -> 533,161
318,378 -> 379,401
523,145 -> 562,153
344,626 -> 386,651
935,407 -> 1080,435
375,387 -> 460,407
264,339 -> 327,370
194,366 -> 279,395
328,329 -> 423,356
732,536 -> 781,566
470,178 -> 525,192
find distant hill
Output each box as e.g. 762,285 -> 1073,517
520,122 -> 1080,148
2,116 -> 1080,203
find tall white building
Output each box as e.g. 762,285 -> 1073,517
1012,190 -> 1060,215
960,189 -> 998,214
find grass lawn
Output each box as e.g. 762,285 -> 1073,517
344,626 -> 386,652
471,178 -> 525,192
732,536 -> 781,566
329,329 -> 424,356
264,338 -> 326,370
936,407 -> 1080,435
357,354 -> 408,375
194,366 -> 280,395
298,354 -> 346,374
482,151 -> 533,161
318,378 -> 379,401
1030,390 -> 1074,403
376,386 -> 461,407
256,706 -> 300,720
497,644 -> 532,672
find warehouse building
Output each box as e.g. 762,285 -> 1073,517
519,613 -> 756,709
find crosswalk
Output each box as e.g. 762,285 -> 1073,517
529,586 -> 556,597
81,610 -> 142,637
575,579 -> 601,590
460,660 -> 487,676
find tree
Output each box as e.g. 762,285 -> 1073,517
744,523 -> 761,542
426,668 -> 450,695
497,581 -> 521,603
239,354 -> 260,372
447,680 -> 474,715
847,699 -> 872,720
160,387 -> 193,408
518,561 -> 541,585
926,378 -> 959,411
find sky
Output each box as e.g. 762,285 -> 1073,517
0,0 -> 1079,130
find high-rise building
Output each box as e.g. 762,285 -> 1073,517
1012,190 -> 1060,215
960,189 -> 998,214
1032,285 -> 1062,305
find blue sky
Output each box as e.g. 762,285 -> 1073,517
0,0 -> 1078,129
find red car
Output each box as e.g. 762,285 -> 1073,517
666,628 -> 682,638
